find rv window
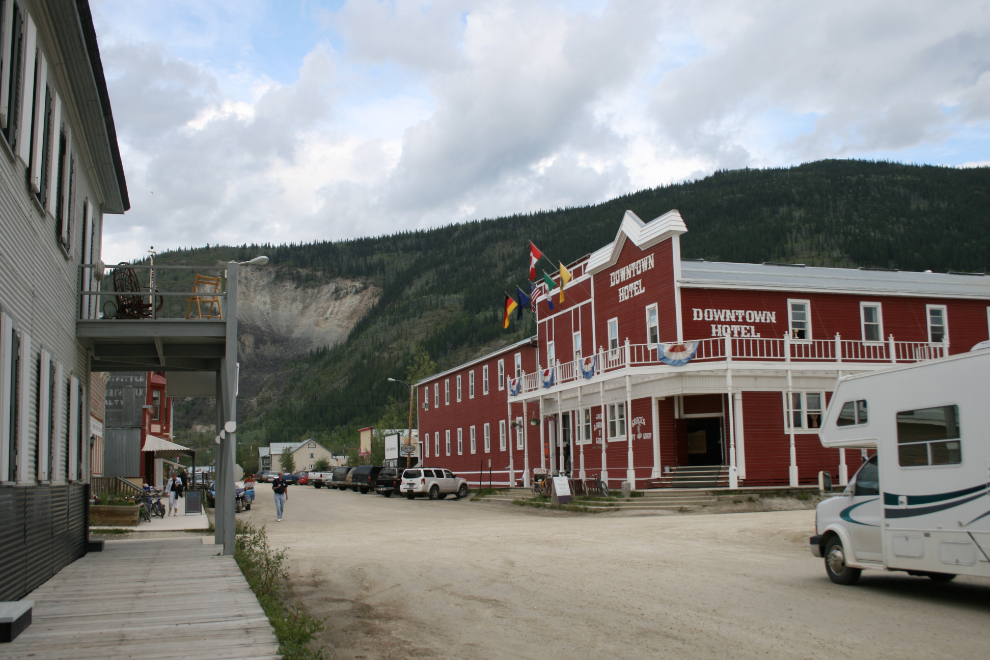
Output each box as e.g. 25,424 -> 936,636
854,456 -> 879,496
896,405 -> 961,467
837,400 -> 867,426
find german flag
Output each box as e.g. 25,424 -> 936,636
503,294 -> 518,329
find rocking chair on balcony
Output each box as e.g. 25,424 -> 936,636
102,263 -> 163,319
184,274 -> 223,320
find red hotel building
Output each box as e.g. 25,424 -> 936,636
417,209 -> 990,490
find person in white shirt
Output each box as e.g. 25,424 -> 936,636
164,474 -> 181,516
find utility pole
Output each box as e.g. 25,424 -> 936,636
389,378 -> 416,469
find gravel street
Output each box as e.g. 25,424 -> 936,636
243,483 -> 988,660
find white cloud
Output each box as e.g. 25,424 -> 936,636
93,0 -> 990,262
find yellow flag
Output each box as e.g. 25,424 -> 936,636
559,263 -> 572,303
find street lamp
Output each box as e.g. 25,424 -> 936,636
388,378 -> 415,469
239,256 -> 269,266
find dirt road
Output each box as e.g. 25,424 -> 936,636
243,483 -> 988,660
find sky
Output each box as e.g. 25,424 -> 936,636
91,0 -> 990,263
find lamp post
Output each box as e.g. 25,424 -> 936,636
388,378 -> 415,469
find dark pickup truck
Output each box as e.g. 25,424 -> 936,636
347,465 -> 383,493
374,468 -> 407,497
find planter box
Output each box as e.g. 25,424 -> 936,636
90,504 -> 140,527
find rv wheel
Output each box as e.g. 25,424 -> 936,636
824,537 -> 861,585
925,572 -> 956,582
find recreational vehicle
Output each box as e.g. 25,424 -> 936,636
810,350 -> 990,584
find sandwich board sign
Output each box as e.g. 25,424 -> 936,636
551,477 -> 572,505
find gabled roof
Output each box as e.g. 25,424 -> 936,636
679,261 -> 990,299
586,210 -> 687,275
417,336 -> 536,386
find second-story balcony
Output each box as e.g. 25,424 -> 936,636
510,334 -> 949,398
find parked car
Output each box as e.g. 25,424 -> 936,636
294,471 -> 310,486
254,470 -> 272,483
347,465 -> 383,493
374,468 -> 407,497
309,471 -> 334,488
204,482 -> 250,511
330,466 -> 354,489
401,467 -> 470,500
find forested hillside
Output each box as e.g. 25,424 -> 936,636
157,160 -> 990,458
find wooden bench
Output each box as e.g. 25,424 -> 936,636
0,601 -> 32,643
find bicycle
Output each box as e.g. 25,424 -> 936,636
586,473 -> 610,498
146,488 -> 166,518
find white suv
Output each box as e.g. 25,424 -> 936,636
401,467 -> 469,500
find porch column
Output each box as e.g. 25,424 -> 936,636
787,363 -> 798,487
625,373 -> 634,488
578,386 -> 586,479
556,390 -> 564,475
733,391 -> 746,480
506,399 -> 514,487
727,392 -> 738,488
522,401 -> 530,487
539,395 -> 546,471
599,369 -> 608,485
651,397 -> 661,479
214,370 -> 226,547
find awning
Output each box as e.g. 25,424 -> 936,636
142,435 -> 194,458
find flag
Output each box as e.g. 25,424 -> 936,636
542,272 -> 557,310
529,243 -> 543,281
503,294 -> 518,329
559,263 -> 572,303
529,281 -> 538,311
515,287 -> 530,319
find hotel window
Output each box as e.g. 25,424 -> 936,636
573,332 -> 582,362
445,379 -> 449,405
608,318 -> 619,354
646,304 -> 659,345
445,430 -> 451,455
861,303 -> 882,343
784,392 -> 825,430
469,426 -> 476,453
422,387 -> 428,411
1,312 -> 25,481
583,408 -> 592,444
469,371 -> 474,398
561,413 -> 571,447
35,82 -> 55,209
483,365 -> 489,395
927,305 -> 947,344
55,129 -> 73,250
788,300 -> 811,340
151,390 -> 161,421
498,359 -> 505,390
434,432 -> 440,457
457,428 -> 463,455
608,403 -> 626,439
546,341 -> 555,368
434,383 -> 439,408
499,420 -> 507,451
516,416 -> 524,449
2,3 -> 25,151
514,353 -> 522,378
484,423 -> 490,452
897,405 -> 961,467
456,375 -> 461,402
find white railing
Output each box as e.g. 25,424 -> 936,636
511,333 -> 949,396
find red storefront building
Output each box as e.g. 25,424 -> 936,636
417,209 -> 990,490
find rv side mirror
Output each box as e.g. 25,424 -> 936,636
818,471 -> 832,492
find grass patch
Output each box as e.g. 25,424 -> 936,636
512,498 -> 616,513
90,527 -> 130,535
574,495 -> 618,502
470,487 -> 505,501
235,521 -> 326,660
629,491 -> 644,498
794,492 -> 811,501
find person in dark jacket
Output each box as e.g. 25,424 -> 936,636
272,471 -> 289,522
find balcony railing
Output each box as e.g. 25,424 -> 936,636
78,263 -> 228,321
512,333 -> 948,396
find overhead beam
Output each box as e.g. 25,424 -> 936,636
93,344 -> 225,359
77,319 -> 226,339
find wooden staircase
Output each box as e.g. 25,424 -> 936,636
645,465 -> 729,489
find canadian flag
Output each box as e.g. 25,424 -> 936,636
529,242 -> 543,281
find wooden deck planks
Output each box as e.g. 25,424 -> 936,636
0,538 -> 281,660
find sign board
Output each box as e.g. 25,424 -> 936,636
184,490 -> 202,514
400,444 -> 416,455
359,427 -> 373,456
385,434 -> 399,460
551,476 -> 572,505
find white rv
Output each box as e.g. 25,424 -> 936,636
811,349 -> 990,585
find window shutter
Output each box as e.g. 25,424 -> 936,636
52,361 -> 64,481
46,89 -> 60,214
0,0 -> 14,128
37,348 -> 50,481
28,47 -> 45,190
15,12 -> 34,163
0,312 -> 12,480
15,331 -> 29,482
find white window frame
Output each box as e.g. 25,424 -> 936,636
483,365 -> 489,395
582,408 -> 592,445
422,386 -> 428,410
516,416 -> 524,450
499,420 -> 507,451
927,304 -> 948,344
608,403 -> 626,440
37,349 -> 50,481
646,303 -> 659,346
445,430 -> 451,456
456,375 -> 461,402
434,383 -> 439,408
608,318 -> 619,354
445,379 -> 450,405
457,428 -> 463,455
573,332 -> 582,362
788,299 -> 811,341
783,391 -> 826,431
469,425 -> 476,453
484,423 -> 490,452
0,312 -> 15,482
498,359 -> 505,390
469,370 -> 475,398
860,302 -> 883,344
434,432 -> 439,457
547,341 -> 555,368
514,353 -> 522,378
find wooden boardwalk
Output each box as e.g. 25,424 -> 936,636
0,538 -> 280,660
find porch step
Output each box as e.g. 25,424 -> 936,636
645,465 -> 729,489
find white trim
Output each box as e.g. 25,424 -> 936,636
536,296 -> 592,324
859,301 -> 883,343
469,425 -> 476,454
672,234 -> 684,342
0,313 -> 12,480
546,340 -> 555,370
444,379 -> 449,405
16,332 -> 31,483
497,359 -> 505,391
677,280 -> 990,301
482,364 -> 489,395
499,419 -> 506,451
573,331 -> 582,362
417,336 -> 532,385
16,16 -> 36,165
457,427 -> 463,455
68,376 -> 80,481
926,304 -> 948,344
52,361 -> 64,482
586,210 -> 687,276
607,317 -> 619,352
484,423 -> 490,453
645,303 -> 659,346
47,91 -> 61,215
0,0 -> 14,128
787,299 -> 812,341
456,374 -> 461,402
445,429 -> 450,456
514,352 -> 522,379
434,431 -> 439,457
516,416 -> 524,450
37,349 -> 50,481
433,382 -> 438,408
607,402 -> 626,441
29,52 -> 46,193
783,390 -> 826,432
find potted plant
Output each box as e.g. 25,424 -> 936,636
90,493 -> 141,527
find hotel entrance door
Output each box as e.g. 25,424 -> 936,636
685,417 -> 724,466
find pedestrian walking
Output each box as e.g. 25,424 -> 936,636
164,473 -> 181,516
271,470 -> 289,522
